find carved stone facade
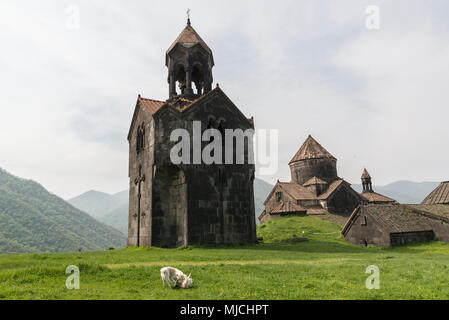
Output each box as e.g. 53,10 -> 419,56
127,20 -> 256,248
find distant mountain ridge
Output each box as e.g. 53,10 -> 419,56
68,190 -> 127,219
352,180 -> 439,204
68,178 -> 275,235
0,168 -> 126,254
68,189 -> 130,234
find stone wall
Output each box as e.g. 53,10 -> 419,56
344,211 -> 435,246
326,184 -> 360,216
263,184 -> 294,216
289,158 -> 337,185
390,231 -> 435,246
128,107 -> 155,247
129,89 -> 256,247
344,212 -> 390,246
152,165 -> 187,247
419,216 -> 449,243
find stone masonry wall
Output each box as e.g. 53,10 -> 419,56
127,107 -> 155,247
148,90 -> 256,247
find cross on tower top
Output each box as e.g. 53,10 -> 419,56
187,8 -> 191,26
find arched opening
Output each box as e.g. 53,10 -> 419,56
136,122 -> 145,154
174,64 -> 186,95
152,165 -> 187,248
192,64 -> 204,95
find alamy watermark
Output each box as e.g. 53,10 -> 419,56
66,4 -> 80,30
365,265 -> 380,290
169,121 -> 278,175
66,265 -> 80,290
365,5 -> 380,30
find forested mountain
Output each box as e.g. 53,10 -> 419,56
0,168 -> 126,254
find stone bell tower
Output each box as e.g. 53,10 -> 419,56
166,17 -> 214,99
361,168 -> 373,193
127,16 -> 256,248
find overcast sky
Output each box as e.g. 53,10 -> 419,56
1,1 -> 448,199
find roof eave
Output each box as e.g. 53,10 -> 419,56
341,206 -> 361,236
288,156 -> 337,165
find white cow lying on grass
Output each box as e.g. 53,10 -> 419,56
160,266 -> 193,289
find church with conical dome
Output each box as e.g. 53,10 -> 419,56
259,136 -> 398,224
127,18 -> 256,247
259,135 -> 365,224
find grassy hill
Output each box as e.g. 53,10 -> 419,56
1,215 -> 449,299
257,215 -> 342,243
69,178 -> 274,234
0,168 -> 126,253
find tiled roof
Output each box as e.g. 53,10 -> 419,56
360,192 -> 395,203
303,176 -> 328,186
317,179 -> 345,200
289,135 -> 336,164
180,88 -> 216,110
361,168 -> 371,179
278,182 -> 316,200
276,179 -> 348,201
422,181 -> 449,205
166,97 -> 195,111
271,201 -> 307,214
138,87 -> 253,128
138,88 -> 217,116
127,96 -> 165,141
138,96 -> 165,115
342,204 -> 432,235
166,25 -> 212,55
406,204 -> 449,222
258,210 -> 267,221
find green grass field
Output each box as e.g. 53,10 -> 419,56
1,215 -> 449,300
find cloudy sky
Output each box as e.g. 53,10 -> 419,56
1,0 -> 448,199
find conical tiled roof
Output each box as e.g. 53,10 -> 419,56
166,23 -> 213,63
422,181 -> 449,205
289,135 -> 336,164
